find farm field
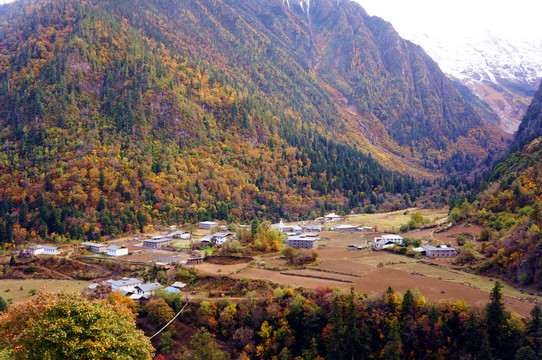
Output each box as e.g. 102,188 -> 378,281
346,207 -> 449,232
0,279 -> 90,304
231,246 -> 538,316
223,212 -> 541,317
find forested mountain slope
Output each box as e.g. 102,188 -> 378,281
512,81 -> 542,152
471,81 -> 542,289
0,0 -> 502,243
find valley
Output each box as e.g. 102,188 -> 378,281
0,0 -> 541,358
2,208 -> 539,318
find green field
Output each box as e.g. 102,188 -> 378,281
347,207 -> 448,232
0,279 -> 91,304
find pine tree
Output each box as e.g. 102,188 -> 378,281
486,281 -> 510,357
525,305 -> 542,356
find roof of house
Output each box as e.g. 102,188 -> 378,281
171,281 -> 187,289
29,245 -> 44,250
381,234 -> 403,240
81,242 -> 106,247
143,238 -> 171,243
166,230 -> 187,237
288,236 -> 318,242
412,247 -> 426,252
334,225 -> 357,229
302,225 -> 324,230
165,286 -> 181,293
107,245 -> 125,251
42,246 -> 59,250
200,221 -> 218,225
374,239 -> 395,246
136,282 -> 162,293
424,245 -> 456,251
107,278 -> 142,287
212,232 -> 232,238
129,294 -> 146,300
200,235 -> 213,242
325,213 -> 340,218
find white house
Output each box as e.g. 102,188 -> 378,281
324,213 -> 341,221
372,239 -> 396,250
43,246 -> 60,255
132,282 -> 162,299
24,245 -> 44,256
166,230 -> 190,239
211,232 -> 234,245
107,245 -> 128,257
199,221 -> 218,230
374,234 -> 403,245
107,278 -> 143,293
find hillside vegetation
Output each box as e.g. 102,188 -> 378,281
454,81 -> 542,290
0,0 -> 504,245
0,0 -> 462,244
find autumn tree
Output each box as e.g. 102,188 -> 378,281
0,290 -> 154,359
180,328 -> 230,360
146,297 -> 175,326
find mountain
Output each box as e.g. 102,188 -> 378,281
280,0 -> 507,170
472,81 -> 542,289
512,81 -> 542,151
406,31 -> 542,134
0,0 -> 503,242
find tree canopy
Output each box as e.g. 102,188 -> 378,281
0,291 -> 155,360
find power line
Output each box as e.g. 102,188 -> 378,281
149,301 -> 189,340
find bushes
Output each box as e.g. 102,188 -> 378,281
282,247 -> 319,265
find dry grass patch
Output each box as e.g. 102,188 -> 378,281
0,279 -> 91,304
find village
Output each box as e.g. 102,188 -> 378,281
11,208 -> 542,316
22,211 -> 458,266
14,210 -> 474,302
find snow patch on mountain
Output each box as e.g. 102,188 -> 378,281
283,0 -> 311,13
405,30 -> 542,133
410,31 -> 542,89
